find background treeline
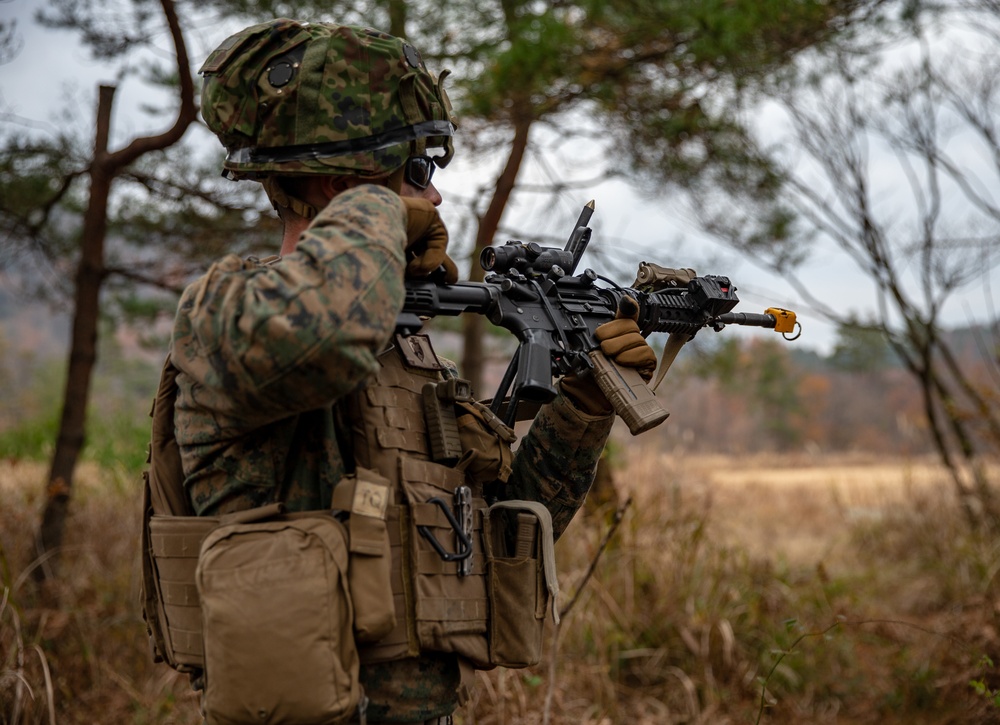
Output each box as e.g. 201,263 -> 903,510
2,276 -> 992,462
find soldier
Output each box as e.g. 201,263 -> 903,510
143,18 -> 657,725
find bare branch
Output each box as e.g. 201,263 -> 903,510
107,0 -> 197,169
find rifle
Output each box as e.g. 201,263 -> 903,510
398,201 -> 800,436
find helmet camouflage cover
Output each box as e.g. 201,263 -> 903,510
199,19 -> 456,180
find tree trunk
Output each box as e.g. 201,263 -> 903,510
462,117 -> 532,397
35,85 -> 116,580
386,0 -> 407,38
33,0 -> 195,581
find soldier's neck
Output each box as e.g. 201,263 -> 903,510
280,218 -> 310,256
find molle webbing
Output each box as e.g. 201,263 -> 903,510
143,340 -> 497,673
348,347 -> 438,476
147,516 -> 217,667
348,345 -> 490,667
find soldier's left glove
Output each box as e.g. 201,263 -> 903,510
560,296 -> 657,416
402,197 -> 459,283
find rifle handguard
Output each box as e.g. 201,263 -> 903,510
589,350 -> 670,435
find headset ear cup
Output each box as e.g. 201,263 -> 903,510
261,177 -> 319,220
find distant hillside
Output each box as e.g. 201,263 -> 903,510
0,280 -> 70,360
946,323 -> 1000,363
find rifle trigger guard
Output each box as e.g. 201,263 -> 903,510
418,497 -> 473,562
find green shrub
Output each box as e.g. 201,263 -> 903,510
0,410 -> 58,461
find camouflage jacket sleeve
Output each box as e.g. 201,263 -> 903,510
170,184 -> 406,431
504,383 -> 614,540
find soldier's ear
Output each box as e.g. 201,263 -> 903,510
316,176 -> 342,201
318,175 -> 370,201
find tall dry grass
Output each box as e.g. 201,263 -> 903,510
468,451 -> 1000,724
1,462 -> 200,724
2,452 -> 999,724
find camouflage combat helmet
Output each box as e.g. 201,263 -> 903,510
199,19 -> 456,181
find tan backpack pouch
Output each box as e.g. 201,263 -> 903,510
196,516 -> 361,725
140,479 -> 171,666
482,501 -> 560,668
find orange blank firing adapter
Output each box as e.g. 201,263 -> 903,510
765,307 -> 800,339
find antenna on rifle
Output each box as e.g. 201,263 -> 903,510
564,200 -> 595,275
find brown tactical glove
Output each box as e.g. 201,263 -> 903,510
402,197 -> 459,283
560,296 -> 658,416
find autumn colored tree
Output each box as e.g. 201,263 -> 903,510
686,336 -> 805,449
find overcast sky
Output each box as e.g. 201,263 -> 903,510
2,0 -> 997,356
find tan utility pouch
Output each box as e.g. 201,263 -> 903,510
196,515 -> 362,725
483,501 -> 560,668
146,510 -> 217,669
332,468 -> 396,643
454,401 -> 516,486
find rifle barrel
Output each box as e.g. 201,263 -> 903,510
715,312 -> 776,328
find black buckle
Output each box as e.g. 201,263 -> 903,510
417,494 -> 473,567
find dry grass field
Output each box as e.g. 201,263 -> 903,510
2,451 -> 1000,724
653,452 -> 964,563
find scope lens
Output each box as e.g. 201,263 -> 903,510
480,247 -> 497,271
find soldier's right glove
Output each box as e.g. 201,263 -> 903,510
560,296 -> 657,415
402,197 -> 459,283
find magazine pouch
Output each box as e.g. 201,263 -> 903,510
196,515 -> 361,724
483,501 -> 560,668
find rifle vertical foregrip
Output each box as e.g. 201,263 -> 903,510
589,351 -> 670,435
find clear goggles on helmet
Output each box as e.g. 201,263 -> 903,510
404,155 -> 436,190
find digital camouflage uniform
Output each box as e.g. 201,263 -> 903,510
170,184 -> 615,720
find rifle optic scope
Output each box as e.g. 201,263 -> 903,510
480,241 -> 575,275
